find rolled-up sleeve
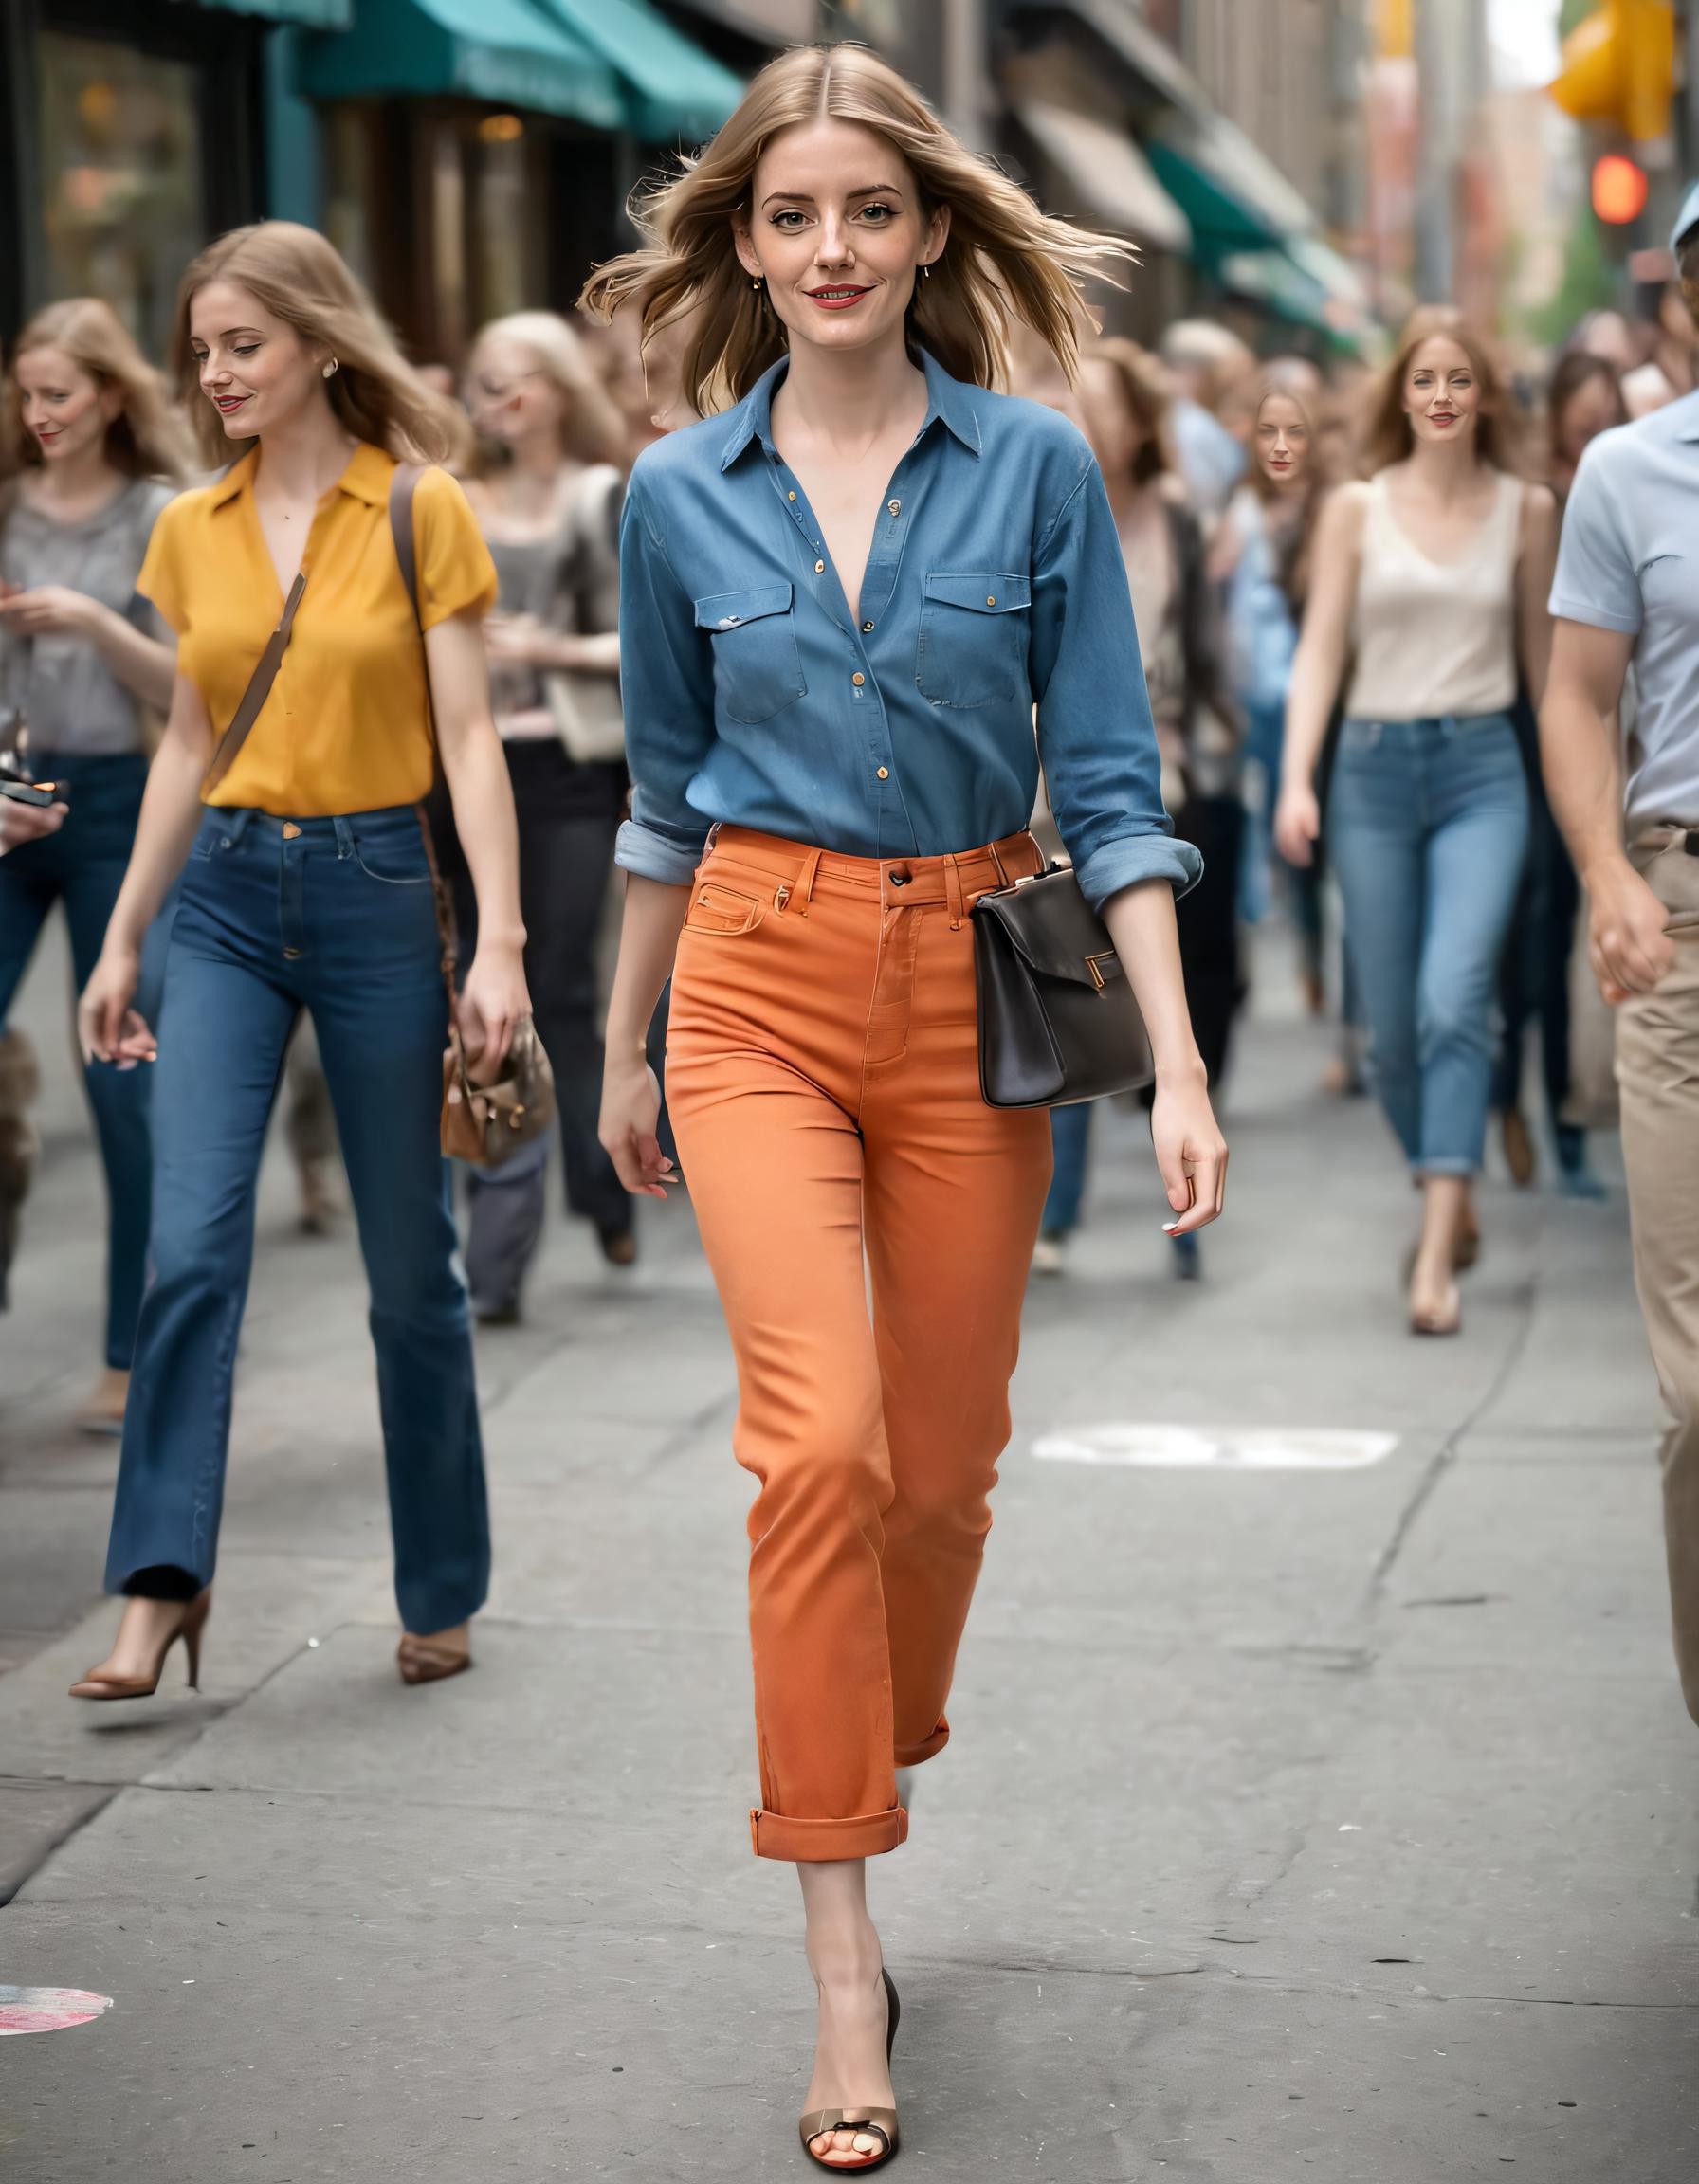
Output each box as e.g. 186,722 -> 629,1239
614,468 -> 717,886
1031,460 -> 1203,915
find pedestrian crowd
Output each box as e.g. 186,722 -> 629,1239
2,38 -> 1698,2176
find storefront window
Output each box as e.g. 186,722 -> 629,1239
37,30 -> 204,363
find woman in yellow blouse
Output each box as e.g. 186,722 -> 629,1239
69,224 -> 529,1699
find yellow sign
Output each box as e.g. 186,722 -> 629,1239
1378,0 -> 1414,60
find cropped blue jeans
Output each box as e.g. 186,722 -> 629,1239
104,805 -> 489,1634
1328,712 -> 1529,1176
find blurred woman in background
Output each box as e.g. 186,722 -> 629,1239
0,300 -> 189,1431
461,310 -> 632,1316
1277,322 -> 1556,1336
1221,372 -> 1326,1003
1034,338 -> 1241,1281
1493,350 -> 1629,1201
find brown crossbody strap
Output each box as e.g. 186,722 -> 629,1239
202,565 -> 307,796
387,462 -> 467,1070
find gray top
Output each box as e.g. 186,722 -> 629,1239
484,464 -> 621,722
0,477 -> 174,756
1550,391 -> 1699,832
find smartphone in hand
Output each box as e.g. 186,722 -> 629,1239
0,778 -> 67,807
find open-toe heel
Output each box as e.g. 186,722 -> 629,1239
799,1969 -> 901,2173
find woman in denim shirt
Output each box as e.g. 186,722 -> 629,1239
585,45 -> 1226,2171
1276,321 -> 1557,1337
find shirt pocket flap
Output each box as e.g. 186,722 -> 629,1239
694,584 -> 795,631
923,573 -> 1032,614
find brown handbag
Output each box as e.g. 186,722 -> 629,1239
389,463 -> 556,1171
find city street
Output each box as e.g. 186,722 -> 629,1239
2,915 -> 1696,2184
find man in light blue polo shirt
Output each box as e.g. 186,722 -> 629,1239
1543,181 -> 1699,1724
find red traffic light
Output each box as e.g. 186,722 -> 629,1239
1593,151 -> 1651,223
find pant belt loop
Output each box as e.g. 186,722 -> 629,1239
224,807 -> 255,847
332,815 -> 356,860
986,836 -> 1011,886
944,855 -> 965,931
786,846 -> 822,917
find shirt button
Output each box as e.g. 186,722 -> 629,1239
862,621 -> 874,632
876,767 -> 889,779
852,672 -> 866,686
815,560 -> 826,573
887,500 -> 901,517
986,595 -> 996,606
788,491 -> 797,501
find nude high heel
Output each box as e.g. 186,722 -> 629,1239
68,1589 -> 210,1702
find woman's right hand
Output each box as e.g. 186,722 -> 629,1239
598,1047 -> 676,1199
1273,780 -> 1321,868
0,793 -> 67,855
79,946 -> 156,1068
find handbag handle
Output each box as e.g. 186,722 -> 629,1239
203,567 -> 307,796
385,462 -> 468,1075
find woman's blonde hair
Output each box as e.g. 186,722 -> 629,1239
1361,318 -> 1523,477
1084,337 -> 1174,486
2,299 -> 193,483
469,310 -> 628,469
172,222 -> 464,466
580,42 -> 1134,414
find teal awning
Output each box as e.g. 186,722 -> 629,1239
188,0 -> 353,24
297,0 -> 625,127
1216,242 -> 1375,351
1147,114 -> 1318,254
538,0 -> 744,142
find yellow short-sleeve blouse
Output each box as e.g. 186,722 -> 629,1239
138,442 -> 497,816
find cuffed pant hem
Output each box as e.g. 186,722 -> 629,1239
893,1721 -> 950,1766
750,1805 -> 909,1862
1412,1157 -> 1479,1178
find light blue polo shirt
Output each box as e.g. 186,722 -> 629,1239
1550,391 -> 1699,832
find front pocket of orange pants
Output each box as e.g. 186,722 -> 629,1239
685,881 -> 765,937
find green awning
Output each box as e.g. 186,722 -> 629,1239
297,0 -> 625,127
1215,242 -> 1375,351
189,0 -> 353,24
537,0 -> 744,142
1147,111 -> 1319,254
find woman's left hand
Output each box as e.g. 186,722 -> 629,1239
0,586 -> 94,637
1149,1068 -> 1228,1235
458,945 -> 530,1081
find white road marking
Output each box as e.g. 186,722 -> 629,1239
1032,1424 -> 1398,1471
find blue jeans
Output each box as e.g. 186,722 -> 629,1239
105,806 -> 489,1633
1043,1101 -> 1094,1237
0,751 -> 172,1367
1328,714 -> 1529,1175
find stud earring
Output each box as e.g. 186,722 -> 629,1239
923,264 -> 931,280
322,357 -> 338,379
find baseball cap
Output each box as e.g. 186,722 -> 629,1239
1671,179 -> 1699,252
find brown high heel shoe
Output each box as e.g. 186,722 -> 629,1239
800,1969 -> 901,2174
68,1589 -> 210,1702
396,1624 -> 472,1685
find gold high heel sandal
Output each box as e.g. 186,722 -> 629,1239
396,1625 -> 472,1685
68,1589 -> 210,1701
800,1969 -> 901,2174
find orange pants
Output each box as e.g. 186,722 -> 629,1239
667,826 -> 1052,1861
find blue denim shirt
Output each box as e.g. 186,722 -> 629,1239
614,350 -> 1200,914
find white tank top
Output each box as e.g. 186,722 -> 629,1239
1345,470 -> 1524,720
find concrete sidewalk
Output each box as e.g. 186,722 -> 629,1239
1,923 -> 1695,2182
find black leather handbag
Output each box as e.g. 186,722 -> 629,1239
971,864 -> 1155,1109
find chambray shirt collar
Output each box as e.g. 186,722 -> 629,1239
718,348 -> 983,472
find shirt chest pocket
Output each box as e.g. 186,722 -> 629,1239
695,584 -> 807,725
916,573 -> 1032,710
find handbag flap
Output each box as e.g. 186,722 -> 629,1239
972,868 -> 1125,988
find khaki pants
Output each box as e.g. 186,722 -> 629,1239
1618,832 -> 1699,1722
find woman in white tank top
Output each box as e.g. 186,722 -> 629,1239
1274,322 -> 1558,1336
